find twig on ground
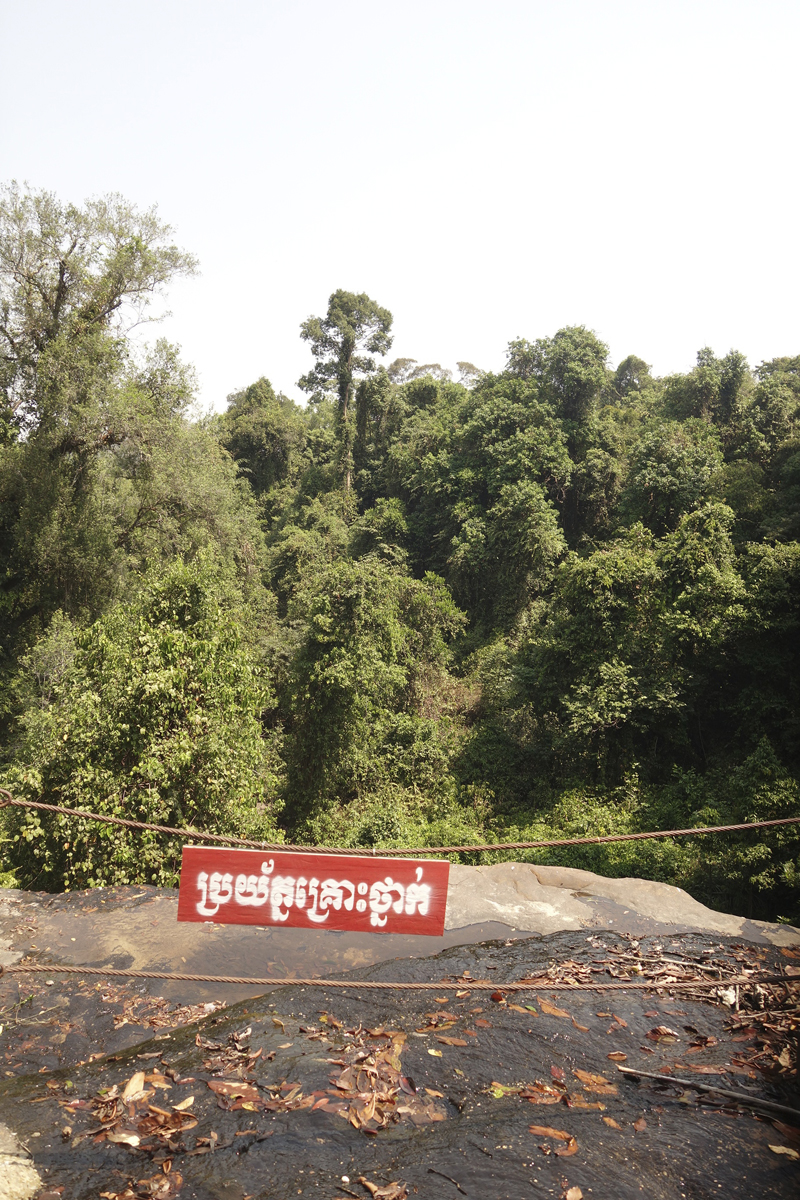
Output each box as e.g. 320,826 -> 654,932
617,1065 -> 800,1120
428,1167 -> 467,1194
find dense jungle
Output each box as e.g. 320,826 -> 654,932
1,184 -> 798,922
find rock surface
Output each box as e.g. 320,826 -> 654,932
445,862 -> 800,945
0,930 -> 797,1200
0,866 -> 798,1199
0,1121 -> 41,1200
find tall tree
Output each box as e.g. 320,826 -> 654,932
298,290 -> 393,492
0,182 -> 197,434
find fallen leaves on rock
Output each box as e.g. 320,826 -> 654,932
537,997 -> 572,1019
70,1069 -> 199,1155
529,1124 -> 578,1155
646,1026 -> 681,1044
318,1027 -> 446,1130
529,1124 -> 573,1141
573,1069 -> 618,1096
100,1167 -> 183,1199
357,1176 -> 408,1199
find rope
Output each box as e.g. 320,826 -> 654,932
2,790 -> 798,856
0,963 -> 792,992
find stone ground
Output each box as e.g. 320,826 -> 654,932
0,865 -> 797,1199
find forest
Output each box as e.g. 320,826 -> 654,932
1,184 -> 798,922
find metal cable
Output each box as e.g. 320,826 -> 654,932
0,963 -> 792,992
2,790 -> 798,856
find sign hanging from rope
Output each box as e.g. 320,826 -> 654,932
177,846 -> 450,935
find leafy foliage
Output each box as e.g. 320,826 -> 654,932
1,186 -> 798,918
3,557 -> 282,890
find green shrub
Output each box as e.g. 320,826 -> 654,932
1,557 -> 283,890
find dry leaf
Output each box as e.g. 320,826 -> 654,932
538,997 -> 571,1019
607,1052 -> 627,1062
434,997 -> 449,1003
436,1037 -> 468,1047
555,1136 -> 578,1157
603,1117 -> 622,1129
121,1071 -> 146,1102
474,1019 -> 492,1028
633,1117 -> 647,1132
106,1128 -> 140,1146
508,1004 -> 528,1014
769,1145 -> 800,1160
172,1096 -> 194,1111
425,1088 -> 445,1097
771,1120 -> 800,1143
207,1080 -> 260,1103
529,1124 -> 572,1141
573,1069 -> 610,1086
571,1017 -> 589,1032
565,1189 -> 583,1200
357,1178 -> 408,1200
144,1071 -> 172,1090
427,1049 -> 442,1057
520,1082 -> 563,1104
456,989 -> 471,998
646,1026 -> 680,1043
491,1081 -> 521,1097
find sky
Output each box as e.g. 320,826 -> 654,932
1,0 -> 798,409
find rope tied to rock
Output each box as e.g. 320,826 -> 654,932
1,789 -> 799,856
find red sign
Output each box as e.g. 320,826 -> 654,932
176,846 -> 450,936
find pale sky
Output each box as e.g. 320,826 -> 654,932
2,0 -> 798,408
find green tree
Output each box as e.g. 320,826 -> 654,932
2,557 -> 283,891
298,290 -> 393,492
0,340 -> 268,673
610,355 -> 653,402
0,181 -> 196,435
283,556 -> 465,827
506,326 -> 609,424
219,376 -> 307,496
620,419 -> 723,534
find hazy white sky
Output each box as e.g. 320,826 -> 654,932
2,0 -> 798,408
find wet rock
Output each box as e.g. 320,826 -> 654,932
0,932 -> 796,1200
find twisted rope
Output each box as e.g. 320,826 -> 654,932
0,962 -> 792,992
2,790 -> 798,856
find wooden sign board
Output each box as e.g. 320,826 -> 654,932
177,846 -> 450,936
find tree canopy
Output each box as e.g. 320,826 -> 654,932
1,186 -> 798,923
298,290 -> 393,491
